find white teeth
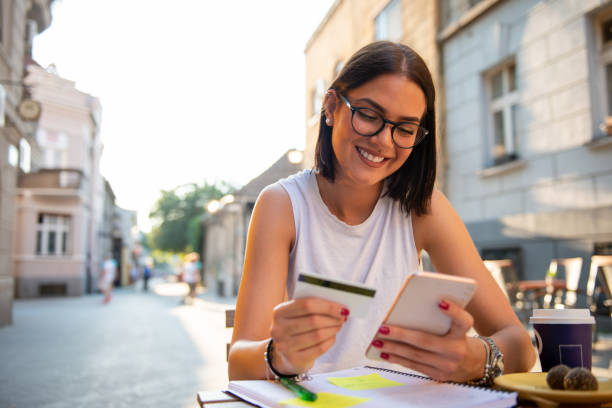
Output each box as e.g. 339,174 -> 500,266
358,147 -> 384,163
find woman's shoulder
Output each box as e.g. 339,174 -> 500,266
255,182 -> 294,225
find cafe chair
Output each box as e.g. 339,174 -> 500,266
225,309 -> 235,361
483,259 -> 513,299
483,259 -> 526,321
542,257 -> 583,309
586,255 -> 612,315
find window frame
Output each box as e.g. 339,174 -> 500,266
483,59 -> 519,167
587,7 -> 612,141
597,11 -> 612,132
374,0 -> 403,42
19,138 -> 31,173
36,214 -> 71,256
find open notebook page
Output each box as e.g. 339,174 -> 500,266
227,366 -> 516,408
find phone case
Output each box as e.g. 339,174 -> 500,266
366,271 -> 477,362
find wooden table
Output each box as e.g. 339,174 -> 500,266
511,279 -> 567,310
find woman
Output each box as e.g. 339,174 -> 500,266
99,254 -> 116,304
182,252 -> 200,304
228,41 -> 535,384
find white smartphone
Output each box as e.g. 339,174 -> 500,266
366,271 -> 477,362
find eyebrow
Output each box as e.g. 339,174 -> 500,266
353,97 -> 421,122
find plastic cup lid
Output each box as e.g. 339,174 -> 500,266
529,308 -> 595,324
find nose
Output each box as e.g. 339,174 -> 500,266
372,122 -> 395,147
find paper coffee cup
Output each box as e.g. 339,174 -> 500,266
530,309 -> 595,371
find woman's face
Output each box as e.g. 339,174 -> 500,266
327,73 -> 427,188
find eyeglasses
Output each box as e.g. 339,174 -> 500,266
338,94 -> 429,149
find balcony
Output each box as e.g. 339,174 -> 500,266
18,169 -> 87,192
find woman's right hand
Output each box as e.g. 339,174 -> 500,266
269,297 -> 350,375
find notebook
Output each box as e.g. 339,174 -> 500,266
227,366 -> 516,408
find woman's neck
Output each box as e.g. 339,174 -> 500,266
315,172 -> 383,225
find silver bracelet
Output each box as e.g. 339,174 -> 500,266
467,335 -> 504,387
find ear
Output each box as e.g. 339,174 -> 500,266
323,90 -> 338,126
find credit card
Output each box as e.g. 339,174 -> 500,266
293,272 -> 376,318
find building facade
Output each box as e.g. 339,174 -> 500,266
440,0 -> 612,291
13,62 -> 106,297
0,0 -> 53,325
202,150 -> 304,297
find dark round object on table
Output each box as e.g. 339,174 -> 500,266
546,364 -> 570,390
563,367 -> 598,391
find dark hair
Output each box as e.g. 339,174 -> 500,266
314,41 -> 436,216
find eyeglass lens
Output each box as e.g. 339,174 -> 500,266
352,108 -> 424,148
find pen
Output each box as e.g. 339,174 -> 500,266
279,377 -> 317,401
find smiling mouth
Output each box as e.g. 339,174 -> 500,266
357,146 -> 385,163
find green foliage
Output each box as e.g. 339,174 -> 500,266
149,180 -> 234,254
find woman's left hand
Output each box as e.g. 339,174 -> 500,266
370,299 -> 484,382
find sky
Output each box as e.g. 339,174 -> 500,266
33,0 -> 335,232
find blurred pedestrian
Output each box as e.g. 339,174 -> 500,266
143,264 -> 152,292
130,264 -> 139,285
99,254 -> 116,304
181,252 -> 200,304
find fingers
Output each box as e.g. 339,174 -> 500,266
370,337 -> 464,381
437,299 -> 474,337
276,326 -> 341,355
269,297 -> 350,373
273,297 -> 350,320
369,300 -> 474,381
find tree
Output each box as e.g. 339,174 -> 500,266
148,180 -> 234,254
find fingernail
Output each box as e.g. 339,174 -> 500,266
340,308 -> 350,316
380,352 -> 389,360
378,326 -> 390,335
371,339 -> 384,348
438,300 -> 449,310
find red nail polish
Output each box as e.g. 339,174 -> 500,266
380,352 -> 389,360
344,316 -> 347,322
372,339 -> 384,348
378,326 -> 390,335
438,300 -> 449,310
340,308 -> 350,316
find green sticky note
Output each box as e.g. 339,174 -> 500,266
279,392 -> 369,408
327,373 -> 404,391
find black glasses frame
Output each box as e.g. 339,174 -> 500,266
338,94 -> 429,149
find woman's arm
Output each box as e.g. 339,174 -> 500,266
413,189 -> 536,376
228,184 -> 347,380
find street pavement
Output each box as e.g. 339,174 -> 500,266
1,278 -> 611,408
0,279 -> 234,408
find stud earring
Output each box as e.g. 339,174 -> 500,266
325,117 -> 332,125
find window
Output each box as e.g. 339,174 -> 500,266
485,61 -> 519,166
593,11 -> 612,137
36,214 -> 71,256
442,0 -> 485,28
19,138 -> 31,173
375,0 -> 402,41
8,144 -> 18,166
38,130 -> 68,168
601,16 -> 612,120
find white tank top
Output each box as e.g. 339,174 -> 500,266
277,169 -> 421,373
